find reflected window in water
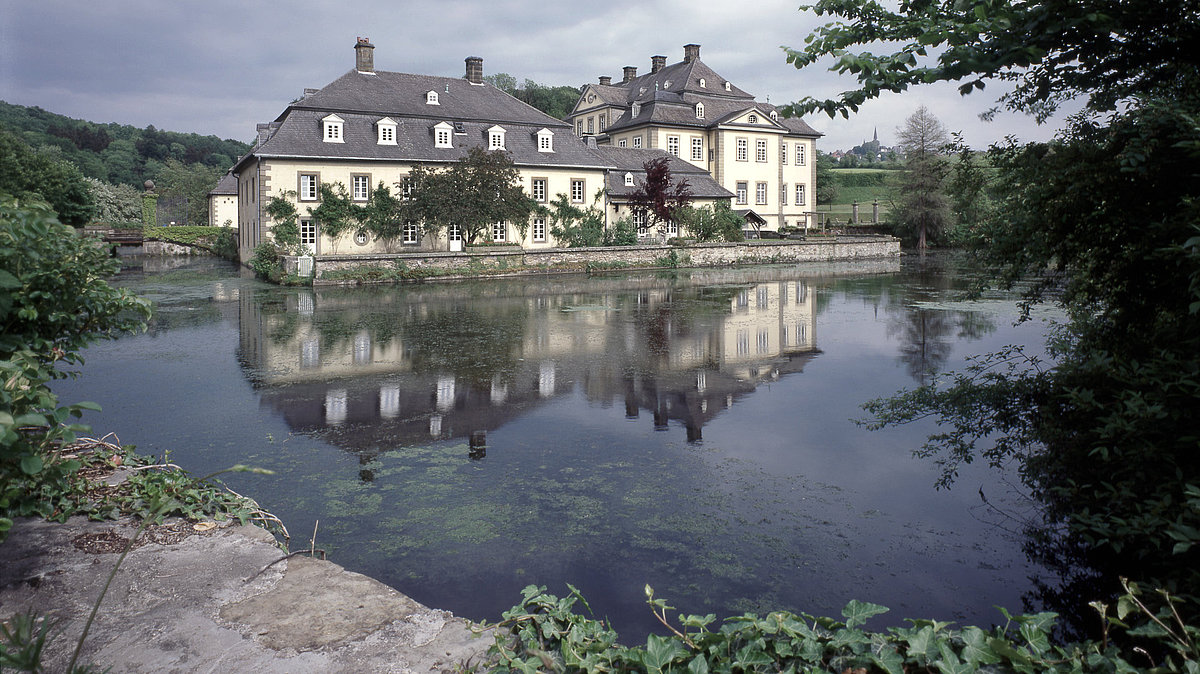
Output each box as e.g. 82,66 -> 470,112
429,414 -> 442,437
299,292 -> 315,317
354,332 -> 371,365
491,376 -> 508,405
436,376 -> 455,411
539,361 -> 556,397
697,370 -> 707,392
736,329 -> 749,356
757,287 -> 769,308
325,389 -> 347,425
757,329 -> 770,354
300,338 -> 319,369
379,385 -> 400,419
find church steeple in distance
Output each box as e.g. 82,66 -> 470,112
873,127 -> 878,142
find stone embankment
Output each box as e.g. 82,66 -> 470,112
307,235 -> 900,285
0,517 -> 491,673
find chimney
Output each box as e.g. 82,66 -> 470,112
599,76 -> 612,86
622,66 -> 637,83
684,44 -> 700,63
651,55 -> 666,73
465,56 -> 484,85
303,88 -> 319,97
355,37 -> 374,73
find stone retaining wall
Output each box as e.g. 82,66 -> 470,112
143,241 -> 213,256
311,236 -> 899,284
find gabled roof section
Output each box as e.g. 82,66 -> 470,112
209,172 -> 237,196
287,69 -> 571,128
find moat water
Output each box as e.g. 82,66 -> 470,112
53,254 -> 1060,637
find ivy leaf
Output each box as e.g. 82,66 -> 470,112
643,634 -> 686,673
842,599 -> 889,628
20,455 -> 44,476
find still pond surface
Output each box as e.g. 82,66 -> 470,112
54,254 -> 1059,637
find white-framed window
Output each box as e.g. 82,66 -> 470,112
631,102 -> 641,117
299,173 -> 319,201
354,229 -> 370,246
624,172 -> 634,187
618,138 -> 627,148
796,183 -> 806,206
587,117 -> 594,134
781,183 -> 788,206
736,181 -> 747,205
377,117 -> 397,145
781,143 -> 788,164
426,90 -> 440,105
695,102 -> 704,119
576,119 -> 583,136
667,135 -> 680,156
401,176 -> 415,199
756,182 -> 768,205
796,143 -> 806,165
691,137 -> 703,161
448,224 -> 462,242
724,81 -> 732,91
748,114 -> 758,124
300,218 -> 316,250
570,179 -> 585,203
633,136 -> 642,148
756,139 -> 768,162
322,114 -> 344,143
402,221 -> 419,244
736,138 -> 748,162
434,122 -> 453,148
532,217 -> 546,242
699,77 -> 706,88
536,128 -> 553,152
491,221 -> 506,243
488,125 -> 506,150
666,220 -> 678,236
351,174 -> 370,201
633,210 -> 646,236
531,177 -> 547,202
599,114 -> 607,132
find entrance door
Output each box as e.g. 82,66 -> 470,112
448,224 -> 463,252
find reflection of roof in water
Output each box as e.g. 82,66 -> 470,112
256,348 -> 820,459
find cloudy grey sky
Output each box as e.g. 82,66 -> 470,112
0,0 -> 1067,153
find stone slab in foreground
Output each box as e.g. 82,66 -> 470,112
0,517 -> 491,673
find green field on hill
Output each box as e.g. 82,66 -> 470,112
818,168 -> 899,224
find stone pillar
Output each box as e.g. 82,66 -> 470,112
872,199 -> 879,224
851,201 -> 859,224
142,180 -> 158,229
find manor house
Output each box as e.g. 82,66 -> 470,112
231,39 -> 817,261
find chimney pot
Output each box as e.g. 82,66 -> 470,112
684,44 -> 700,63
599,76 -> 612,86
622,66 -> 637,83
651,55 -> 666,73
465,56 -> 484,84
355,37 -> 375,73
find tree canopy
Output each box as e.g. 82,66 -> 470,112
0,129 -> 94,226
782,0 -> 1200,121
404,147 -> 537,244
784,0 -> 1200,630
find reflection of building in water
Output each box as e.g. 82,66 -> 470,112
239,273 -> 820,453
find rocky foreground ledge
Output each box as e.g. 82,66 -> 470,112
0,517 -> 491,673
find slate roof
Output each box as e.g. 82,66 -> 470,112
209,172 -> 238,196
589,147 -> 734,200
235,69 -> 610,172
585,54 -> 822,139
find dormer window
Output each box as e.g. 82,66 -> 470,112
322,114 -> 344,143
631,102 -> 641,118
433,121 -> 453,148
426,91 -> 440,105
624,172 -> 634,187
695,102 -> 704,119
699,78 -> 706,88
724,81 -> 732,91
488,125 -> 506,150
376,117 -> 397,145
664,80 -> 672,89
536,128 -> 554,153
770,110 -> 779,122
748,114 -> 758,124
